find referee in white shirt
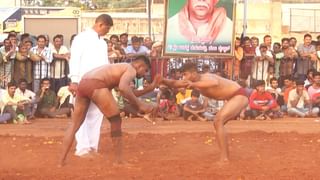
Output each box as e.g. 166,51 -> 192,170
68,14 -> 113,156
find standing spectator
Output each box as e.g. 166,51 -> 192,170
251,36 -> 259,50
35,78 -> 70,118
240,36 -> 255,83
143,37 -> 153,51
69,14 -> 113,157
119,33 -> 128,49
315,42 -> 320,71
234,37 -> 243,79
15,79 -> 37,119
109,34 -> 119,45
0,38 -> 15,88
13,43 -> 34,90
279,38 -> 298,88
125,36 -> 149,89
289,37 -> 297,50
296,34 -> 317,81
246,80 -> 279,120
150,42 -> 168,80
107,40 -> 121,63
51,34 -> 70,93
225,37 -> 243,79
287,80 -> 319,117
30,35 -> 53,92
272,42 -> 282,79
125,36 -> 149,56
251,43 -> 274,87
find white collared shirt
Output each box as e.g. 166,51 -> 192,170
69,28 -> 109,83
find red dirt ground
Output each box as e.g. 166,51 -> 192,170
1,118 -> 320,179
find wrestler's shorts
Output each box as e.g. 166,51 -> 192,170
77,79 -> 107,98
229,88 -> 251,100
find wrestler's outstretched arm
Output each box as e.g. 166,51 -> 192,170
161,78 -> 189,88
188,78 -> 219,89
133,75 -> 163,97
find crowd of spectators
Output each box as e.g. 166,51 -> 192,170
1,30 -> 320,124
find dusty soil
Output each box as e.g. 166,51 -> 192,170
1,118 -> 320,179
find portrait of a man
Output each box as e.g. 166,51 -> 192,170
164,0 -> 235,55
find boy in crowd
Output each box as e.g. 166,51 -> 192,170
246,80 -> 279,120
175,88 -> 192,117
266,77 -> 284,116
183,89 -> 206,121
287,80 -> 319,117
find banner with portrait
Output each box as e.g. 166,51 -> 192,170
163,0 -> 236,57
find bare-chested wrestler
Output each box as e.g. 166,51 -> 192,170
162,62 -> 249,162
59,55 -> 161,166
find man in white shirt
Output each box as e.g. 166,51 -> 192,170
15,79 -> 36,119
51,34 -> 70,93
30,35 -> 53,92
69,14 -> 113,157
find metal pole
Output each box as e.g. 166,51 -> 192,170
148,0 -> 152,37
243,0 -> 248,37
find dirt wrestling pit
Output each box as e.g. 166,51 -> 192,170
1,117 -> 320,179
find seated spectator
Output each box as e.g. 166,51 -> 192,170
56,81 -> 75,115
112,87 -> 129,119
139,79 -> 158,102
175,88 -> 192,116
305,69 -> 315,89
15,78 -> 37,119
0,88 -> 11,123
309,72 -> 320,115
2,82 -> 31,124
246,80 -> 280,120
201,96 -> 224,121
35,78 -> 70,118
266,77 -> 284,115
183,89 -> 206,121
106,39 -> 122,63
157,85 -> 176,120
282,75 -> 295,112
287,80 -> 319,117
